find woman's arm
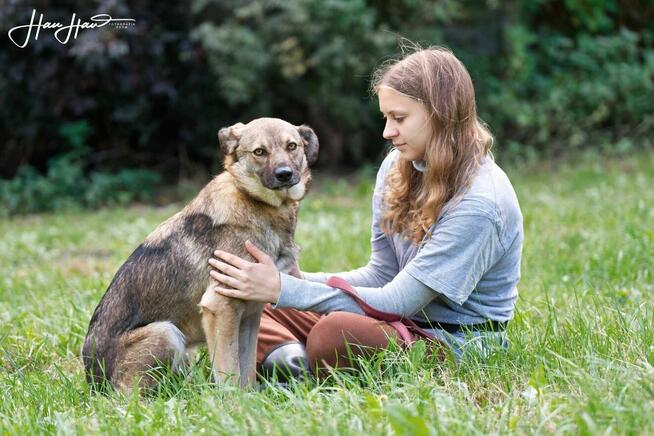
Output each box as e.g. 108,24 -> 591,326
275,269 -> 435,316
209,243 -> 434,316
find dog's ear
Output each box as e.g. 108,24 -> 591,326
218,122 -> 245,155
297,125 -> 319,166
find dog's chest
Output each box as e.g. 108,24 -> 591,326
249,211 -> 297,273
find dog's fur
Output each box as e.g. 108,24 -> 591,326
82,118 -> 318,392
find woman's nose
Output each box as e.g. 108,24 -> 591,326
383,120 -> 398,139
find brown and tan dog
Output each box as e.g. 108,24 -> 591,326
82,118 -> 318,393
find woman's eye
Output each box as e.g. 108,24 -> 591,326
288,142 -> 298,151
393,117 -> 405,123
253,148 -> 267,156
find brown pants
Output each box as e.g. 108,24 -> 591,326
256,304 -> 407,374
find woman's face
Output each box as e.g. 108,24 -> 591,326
378,86 -> 432,162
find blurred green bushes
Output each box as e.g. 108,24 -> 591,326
0,121 -> 160,216
485,27 -> 654,159
1,0 -> 653,213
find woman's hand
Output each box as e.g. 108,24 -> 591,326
208,240 -> 281,304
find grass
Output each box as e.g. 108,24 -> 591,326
1,151 -> 653,434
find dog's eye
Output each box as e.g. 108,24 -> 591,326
253,148 -> 267,157
287,142 -> 298,151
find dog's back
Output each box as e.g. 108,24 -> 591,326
82,212 -> 204,388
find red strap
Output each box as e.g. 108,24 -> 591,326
326,276 -> 438,345
389,321 -> 415,344
327,276 -> 402,322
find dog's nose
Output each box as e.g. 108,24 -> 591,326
274,167 -> 294,183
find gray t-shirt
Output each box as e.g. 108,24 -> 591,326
275,149 -> 523,326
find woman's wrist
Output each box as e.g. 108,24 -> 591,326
273,272 -> 283,304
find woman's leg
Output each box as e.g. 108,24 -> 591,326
305,311 -> 406,375
256,304 -> 322,365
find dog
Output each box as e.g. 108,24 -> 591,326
82,118 -> 318,393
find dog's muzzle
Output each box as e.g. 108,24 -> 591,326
269,166 -> 300,189
275,166 -> 293,183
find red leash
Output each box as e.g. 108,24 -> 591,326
326,276 -> 445,347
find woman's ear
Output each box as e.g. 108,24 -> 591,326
218,122 -> 245,155
296,125 -> 319,166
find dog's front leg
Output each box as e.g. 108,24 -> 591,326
199,287 -> 244,385
238,304 -> 264,387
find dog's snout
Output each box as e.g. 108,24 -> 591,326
274,166 -> 294,183
265,164 -> 299,190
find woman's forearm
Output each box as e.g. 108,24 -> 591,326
274,269 -> 436,317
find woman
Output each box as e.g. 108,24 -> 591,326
208,46 -> 523,380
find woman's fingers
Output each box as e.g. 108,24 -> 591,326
214,250 -> 249,269
245,240 -> 273,265
208,246 -> 281,304
209,270 -> 242,290
208,258 -> 245,280
213,284 -> 244,300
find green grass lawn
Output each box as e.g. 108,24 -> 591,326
1,152 -> 653,434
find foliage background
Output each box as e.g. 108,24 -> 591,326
1,0 -> 653,213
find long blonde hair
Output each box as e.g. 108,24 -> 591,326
372,46 -> 493,243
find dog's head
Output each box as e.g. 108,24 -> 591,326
218,118 -> 319,206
